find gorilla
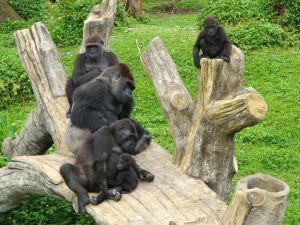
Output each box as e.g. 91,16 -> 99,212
90,153 -> 149,205
60,119 -> 154,213
68,63 -> 151,153
193,16 -> 232,68
65,33 -> 119,117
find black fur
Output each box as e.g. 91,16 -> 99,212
193,16 -> 232,68
70,64 -> 151,153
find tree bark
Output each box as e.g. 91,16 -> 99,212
0,0 -> 22,24
141,37 -> 268,200
124,0 -> 141,18
2,107 -> 52,158
222,173 -> 289,225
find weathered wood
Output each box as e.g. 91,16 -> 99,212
222,173 -> 289,225
13,22 -> 69,154
80,0 -> 118,53
0,143 -> 227,225
0,0 -> 22,24
124,0 -> 141,18
2,107 -> 52,158
141,38 -> 268,200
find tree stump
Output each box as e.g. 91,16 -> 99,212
222,173 -> 289,225
124,0 -> 141,18
140,38 -> 268,200
0,0 -> 289,224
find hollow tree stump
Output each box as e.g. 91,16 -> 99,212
141,38 -> 268,200
222,173 -> 289,225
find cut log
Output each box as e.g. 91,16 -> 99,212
80,0 -> 118,53
0,143 -> 227,225
222,173 -> 289,225
141,38 -> 268,200
2,107 -> 52,158
124,0 -> 141,18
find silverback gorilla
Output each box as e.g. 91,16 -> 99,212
193,16 -> 232,68
60,119 -> 154,213
65,33 -> 119,117
68,63 -> 152,153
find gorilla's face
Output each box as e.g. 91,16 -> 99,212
110,73 -> 135,104
86,42 -> 104,60
112,119 -> 138,154
204,23 -> 218,36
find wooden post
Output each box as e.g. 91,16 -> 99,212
222,173 -> 289,225
141,38 -> 268,200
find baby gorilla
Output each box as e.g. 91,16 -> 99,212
90,153 -> 139,205
108,153 -> 139,193
193,16 -> 232,68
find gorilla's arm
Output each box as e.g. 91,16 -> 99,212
192,31 -> 205,68
106,52 -> 119,66
92,126 -> 122,162
130,159 -> 154,182
72,54 -> 102,86
217,27 -> 232,62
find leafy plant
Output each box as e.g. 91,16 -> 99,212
197,0 -> 273,25
0,112 -> 17,167
227,21 -> 296,51
0,49 -> 33,109
7,0 -> 47,21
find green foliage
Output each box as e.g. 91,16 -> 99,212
198,0 -> 273,25
5,197 -> 96,225
227,21 -> 296,51
114,3 -> 134,27
280,0 -> 300,30
49,0 -> 100,46
0,48 -> 33,109
0,112 -> 16,167
7,0 -> 47,21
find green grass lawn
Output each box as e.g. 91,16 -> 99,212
0,12 -> 299,225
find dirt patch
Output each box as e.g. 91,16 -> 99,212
145,8 -> 200,17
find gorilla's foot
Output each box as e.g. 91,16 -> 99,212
77,193 -> 90,213
139,169 -> 155,182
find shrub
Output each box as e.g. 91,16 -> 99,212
197,0 -> 273,26
0,50 -> 33,109
280,0 -> 300,30
227,21 -> 295,51
7,0 -> 47,21
49,0 -> 100,47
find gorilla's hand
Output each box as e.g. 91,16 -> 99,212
194,56 -> 200,68
139,169 -> 155,182
219,55 -> 231,63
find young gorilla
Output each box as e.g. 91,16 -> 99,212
69,63 -> 151,153
107,153 -> 140,193
192,16 -> 232,69
90,153 -> 140,205
65,33 -> 119,117
60,119 -> 154,213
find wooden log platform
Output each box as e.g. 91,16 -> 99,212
1,143 -> 226,225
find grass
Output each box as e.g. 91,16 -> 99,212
0,10 -> 299,225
